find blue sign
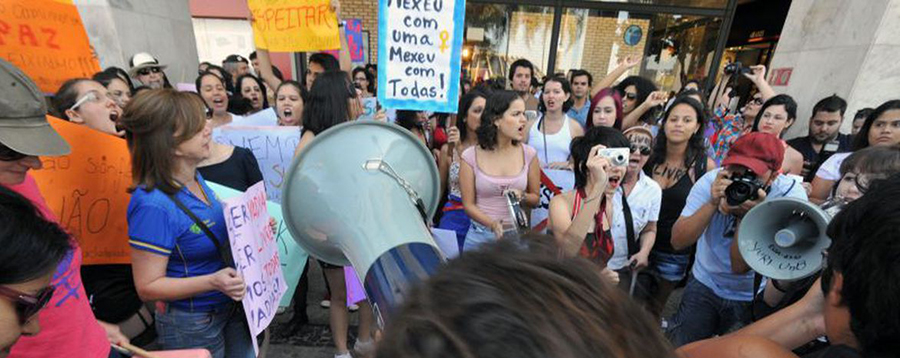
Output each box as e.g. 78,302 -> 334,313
624,25 -> 642,47
377,0 -> 466,113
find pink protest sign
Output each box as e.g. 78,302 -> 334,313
222,181 -> 286,355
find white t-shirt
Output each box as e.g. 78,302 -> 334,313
814,152 -> 851,181
608,171 -> 662,270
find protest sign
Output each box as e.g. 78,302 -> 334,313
323,19 -> 365,63
377,0 -> 465,113
31,117 -> 131,265
248,0 -> 340,52
222,182 -> 287,354
212,126 -> 300,204
358,97 -> 378,121
0,0 -> 101,93
208,182 -> 308,309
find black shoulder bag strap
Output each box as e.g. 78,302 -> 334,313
620,187 -> 638,257
167,193 -> 235,268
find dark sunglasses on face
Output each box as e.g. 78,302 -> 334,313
0,144 -> 28,161
750,97 -> 764,105
0,285 -> 54,325
630,144 -> 651,156
625,93 -> 638,100
137,67 -> 162,76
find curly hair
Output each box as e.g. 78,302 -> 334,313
646,96 -> 708,171
476,90 -> 522,150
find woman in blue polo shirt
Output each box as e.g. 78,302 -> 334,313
119,89 -> 253,358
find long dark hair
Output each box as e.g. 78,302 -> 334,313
302,71 -> 357,135
235,74 -> 269,109
203,64 -> 234,93
853,99 -> 900,150
615,76 -> 659,125
0,186 -> 72,285
646,96 -> 708,171
93,67 -> 134,93
457,89 -> 488,143
572,127 -> 631,191
477,90 -> 521,150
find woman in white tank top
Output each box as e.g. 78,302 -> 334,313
525,75 -> 585,231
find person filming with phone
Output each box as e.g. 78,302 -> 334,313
667,132 -> 808,347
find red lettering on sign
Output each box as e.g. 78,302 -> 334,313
41,28 -> 60,49
0,20 -> 9,45
19,24 -> 38,46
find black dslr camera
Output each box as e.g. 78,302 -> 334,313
725,171 -> 765,206
723,62 -> 752,76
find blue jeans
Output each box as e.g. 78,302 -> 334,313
463,221 -> 496,252
667,277 -> 752,347
650,251 -> 691,282
156,302 -> 254,358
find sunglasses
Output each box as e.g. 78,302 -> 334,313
0,285 -> 54,325
630,144 -> 651,156
69,90 -> 115,111
750,97 -> 764,105
137,67 -> 162,76
625,93 -> 638,100
0,144 -> 28,161
204,106 -> 213,120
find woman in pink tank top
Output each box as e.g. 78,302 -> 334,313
459,91 -> 541,251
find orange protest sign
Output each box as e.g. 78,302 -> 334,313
248,0 -> 340,52
0,0 -> 101,93
32,117 -> 132,265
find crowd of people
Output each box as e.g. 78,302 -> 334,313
2,3 -> 900,358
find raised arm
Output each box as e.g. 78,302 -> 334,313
591,56 -> 640,98
744,65 -> 775,101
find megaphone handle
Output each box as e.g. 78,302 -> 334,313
414,198 -> 429,226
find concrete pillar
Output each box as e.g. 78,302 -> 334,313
770,0 -> 900,139
75,0 -> 200,85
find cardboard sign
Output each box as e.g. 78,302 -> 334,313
377,0 -> 465,113
0,0 -> 101,93
248,0 -> 340,52
31,117 -> 131,265
222,182 -> 287,354
212,126 -> 301,204
208,182 -> 308,309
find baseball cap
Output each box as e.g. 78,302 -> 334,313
722,132 -> 784,176
128,52 -> 168,76
224,54 -> 248,64
0,59 -> 71,156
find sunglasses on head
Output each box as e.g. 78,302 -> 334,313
0,144 -> 28,161
630,144 -> 651,156
137,67 -> 162,76
0,285 -> 54,325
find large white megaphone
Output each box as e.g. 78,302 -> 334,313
737,197 -> 833,281
281,121 -> 445,324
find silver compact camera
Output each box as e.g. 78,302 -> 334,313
597,148 -> 630,167
505,190 -> 529,231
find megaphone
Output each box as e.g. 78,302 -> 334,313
737,197 -> 832,281
281,121 -> 445,324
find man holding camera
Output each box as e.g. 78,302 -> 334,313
667,133 -> 808,346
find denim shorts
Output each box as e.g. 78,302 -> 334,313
650,251 -> 691,282
463,221 -> 497,252
155,302 -> 254,358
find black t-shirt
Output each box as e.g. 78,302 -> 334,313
81,264 -> 142,322
197,146 -> 264,192
787,134 -> 853,182
803,345 -> 862,358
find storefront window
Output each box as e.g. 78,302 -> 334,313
554,8 -> 721,93
586,0 -> 727,9
463,4 -> 555,83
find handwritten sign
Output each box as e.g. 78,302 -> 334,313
377,0 -> 465,113
208,182 -> 307,309
212,126 -> 300,204
222,182 -> 286,354
358,97 -> 378,121
323,19 -> 365,63
248,0 -> 340,52
31,117 -> 131,265
0,0 -> 101,93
